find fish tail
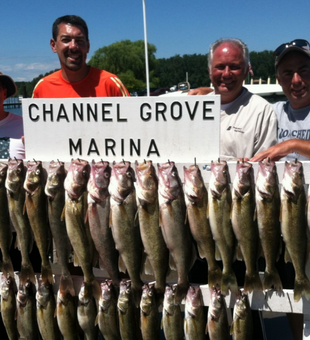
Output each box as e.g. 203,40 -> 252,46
221,270 -> 238,296
263,269 -> 283,291
154,284 -> 165,307
2,258 -> 15,279
41,264 -> 54,285
59,274 -> 75,297
131,281 -> 143,308
175,281 -> 189,304
244,272 -> 262,293
19,264 -> 36,285
294,277 -> 310,302
208,267 -> 222,289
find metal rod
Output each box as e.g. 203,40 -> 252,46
142,0 -> 150,96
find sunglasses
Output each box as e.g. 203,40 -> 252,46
274,39 -> 310,58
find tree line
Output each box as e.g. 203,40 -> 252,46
16,40 -> 276,97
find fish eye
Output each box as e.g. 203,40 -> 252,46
171,171 -> 176,177
0,171 -> 5,176
82,170 -> 88,177
126,172 -> 132,177
104,172 -> 110,179
35,170 -> 40,175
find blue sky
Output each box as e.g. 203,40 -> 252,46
1,0 -> 310,82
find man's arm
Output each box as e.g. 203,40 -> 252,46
250,139 -> 310,161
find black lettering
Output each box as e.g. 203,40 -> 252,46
117,104 -> 127,122
88,138 -> 100,155
73,103 -> 83,121
140,103 -> 152,121
156,103 -> 167,121
185,101 -> 199,120
130,139 -> 140,156
29,103 -> 39,122
105,139 -> 116,156
203,101 -> 215,120
69,138 -> 82,155
87,103 -> 98,122
147,139 -> 160,157
121,139 -> 124,156
171,102 -> 182,120
102,103 -> 113,122
57,104 -> 69,122
43,104 -> 53,122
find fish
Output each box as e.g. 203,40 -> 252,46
109,161 -> 143,307
255,158 -> 282,291
117,280 -> 141,340
162,284 -> 184,340
77,281 -> 99,340
184,285 -> 206,340
45,160 -> 74,288
87,160 -> 120,287
5,158 -> 35,285
97,280 -> 121,340
184,164 -> 222,289
231,160 -> 262,293
0,162 -> 14,279
158,161 -> 196,303
36,277 -> 61,340
281,160 -> 310,301
135,160 -> 169,304
230,293 -> 253,340
206,286 -> 230,340
16,279 -> 40,340
208,159 -> 238,296
56,278 -> 80,340
140,282 -> 160,340
64,159 -> 100,298
1,275 -> 19,340
24,160 -> 53,285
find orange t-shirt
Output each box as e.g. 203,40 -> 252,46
32,67 -> 129,98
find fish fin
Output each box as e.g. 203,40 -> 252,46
169,254 -> 177,271
118,256 -> 127,274
215,245 -> 222,261
2,259 -> 15,280
279,204 -> 282,223
74,252 -> 80,267
144,255 -> 153,276
205,323 -> 208,334
59,274 -> 75,297
244,272 -> 262,293
84,209 -> 88,224
14,234 -> 20,250
208,267 -> 222,289
41,264 -> 54,285
184,318 -> 188,334
236,244 -> 243,261
263,269 -> 283,291
221,270 -> 238,296
206,203 -> 209,219
60,205 -> 66,222
230,320 -> 235,335
295,277 -> 310,302
253,206 -> 257,221
284,247 -> 292,263
20,264 -> 36,286
190,243 -> 197,270
109,210 -> 113,228
134,210 -> 139,226
184,209 -> 188,224
95,314 -> 99,326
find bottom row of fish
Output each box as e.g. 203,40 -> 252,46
1,276 -> 252,340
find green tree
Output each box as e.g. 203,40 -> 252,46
249,50 -> 276,83
88,40 -> 157,92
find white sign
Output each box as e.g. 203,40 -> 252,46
22,96 -> 220,163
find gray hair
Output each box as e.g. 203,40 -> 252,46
208,38 -> 250,73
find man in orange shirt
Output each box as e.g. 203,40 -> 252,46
33,15 -> 129,98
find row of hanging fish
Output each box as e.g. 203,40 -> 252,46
0,156 -> 309,339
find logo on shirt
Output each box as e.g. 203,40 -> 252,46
226,126 -> 244,134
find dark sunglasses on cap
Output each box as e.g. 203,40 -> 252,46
274,39 -> 310,57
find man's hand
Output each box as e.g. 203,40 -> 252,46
250,140 -> 295,162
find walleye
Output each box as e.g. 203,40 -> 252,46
0,162 -> 14,279
97,280 -> 121,340
135,160 -> 169,304
45,160 -> 73,287
24,160 -> 53,285
109,161 -> 143,306
64,159 -> 99,296
184,164 -> 222,289
77,281 -> 99,340
184,285 -> 206,340
230,293 -> 253,340
118,280 -> 141,340
56,278 -> 80,340
87,160 -> 120,287
16,279 -> 40,340
255,158 -> 282,291
281,160 -> 310,301
36,277 -> 60,340
5,158 -> 35,285
140,282 -> 160,340
231,160 -> 262,293
206,286 -> 229,340
158,161 -> 196,303
162,285 -> 184,340
1,275 -> 18,340
208,160 -> 238,296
